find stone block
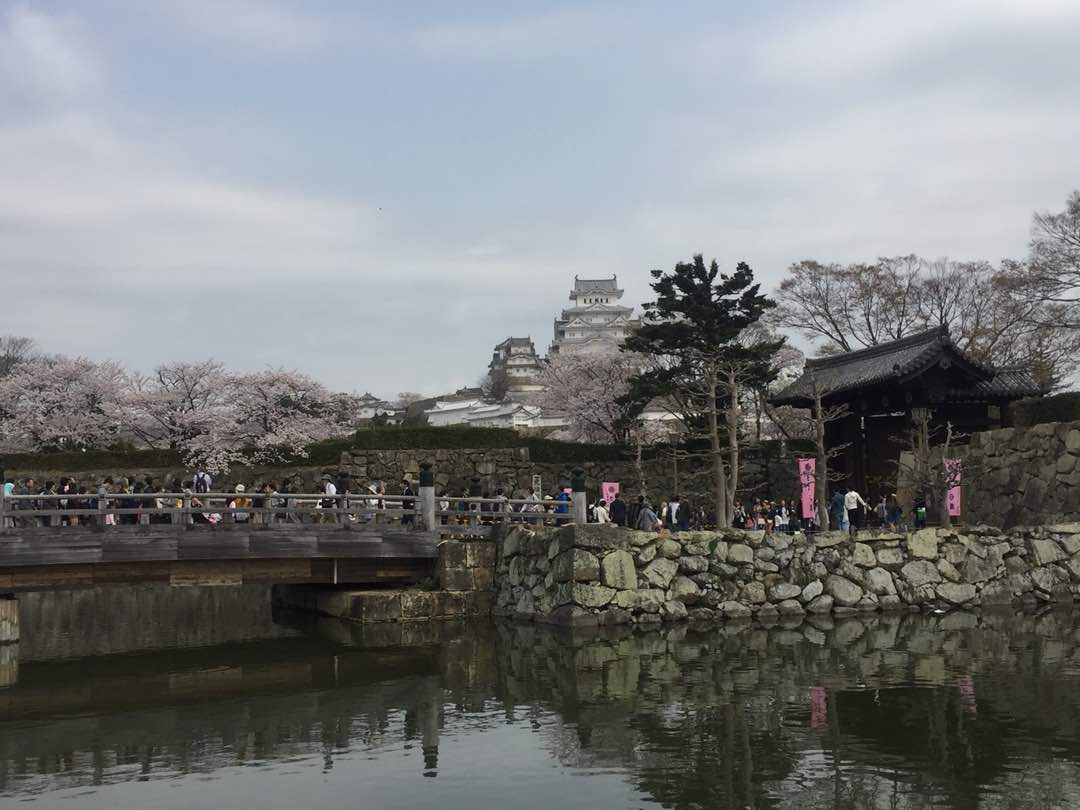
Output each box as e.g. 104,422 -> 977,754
555,524 -> 629,553
865,567 -> 896,596
901,560 -> 942,588
778,599 -> 804,616
720,600 -> 752,618
1031,538 -> 1066,566
935,582 -> 976,605
876,547 -> 905,568
741,581 -> 766,604
601,550 -> 637,590
728,544 -> 754,565
814,533 -> 847,548
907,529 -> 939,560
825,574 -> 863,606
662,600 -> 689,621
937,559 -> 961,583
853,543 -> 876,567
552,548 -> 601,583
614,589 -> 664,613
658,539 -> 682,559
800,580 -> 824,603
768,583 -> 802,602
642,558 -> 678,589
806,594 -> 835,614
678,555 -> 709,574
668,576 -> 702,604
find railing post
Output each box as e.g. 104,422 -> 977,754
171,495 -> 182,526
98,494 -> 108,528
571,468 -> 587,525
183,494 -> 192,526
418,462 -> 436,531
0,488 -> 6,533
338,493 -> 348,526
469,476 -> 482,528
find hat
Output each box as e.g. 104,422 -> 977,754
235,484 -> 245,493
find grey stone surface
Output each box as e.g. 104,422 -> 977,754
601,550 -> 637,590
901,560 -> 942,588
642,558 -> 678,589
825,575 -> 864,607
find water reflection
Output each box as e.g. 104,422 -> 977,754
4,590 -> 1080,809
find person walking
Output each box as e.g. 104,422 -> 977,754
400,478 -> 415,525
636,500 -> 660,532
628,495 -> 644,531
844,486 -> 869,536
609,493 -> 627,527
594,499 -> 610,524
829,490 -> 847,532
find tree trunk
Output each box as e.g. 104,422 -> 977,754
708,373 -> 729,528
939,421 -> 954,529
813,389 -> 830,531
725,367 -> 740,521
635,432 -> 646,497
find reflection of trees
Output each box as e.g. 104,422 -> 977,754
8,605 -> 1080,808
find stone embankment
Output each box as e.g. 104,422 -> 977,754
493,523 -> 1080,626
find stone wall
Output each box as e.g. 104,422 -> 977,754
7,443 -> 799,506
949,420 -> 1080,527
493,523 -> 1080,626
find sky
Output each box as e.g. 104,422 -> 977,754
2,0 -> 1079,398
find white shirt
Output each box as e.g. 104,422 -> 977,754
595,505 -> 610,523
325,481 -> 337,496
844,490 -> 867,510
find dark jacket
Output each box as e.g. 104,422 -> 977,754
610,497 -> 627,526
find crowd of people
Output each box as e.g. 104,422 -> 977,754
3,472 -> 929,533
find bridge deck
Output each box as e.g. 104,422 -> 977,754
0,525 -> 445,591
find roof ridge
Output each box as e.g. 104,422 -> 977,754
804,326 -> 949,369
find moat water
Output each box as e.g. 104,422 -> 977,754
3,586 -> 1080,808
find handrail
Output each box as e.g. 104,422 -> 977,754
0,490 -> 578,532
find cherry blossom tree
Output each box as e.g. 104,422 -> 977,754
535,350 -> 643,443
0,356 -> 128,451
123,360 -> 231,450
223,369 -> 338,464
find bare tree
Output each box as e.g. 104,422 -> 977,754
394,391 -> 427,409
807,375 -> 850,530
479,369 -> 511,403
893,409 -> 979,529
0,335 -> 37,379
1026,190 -> 1080,317
772,254 -> 1080,388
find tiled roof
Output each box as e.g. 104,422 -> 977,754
574,276 -> 619,291
771,327 -> 1043,406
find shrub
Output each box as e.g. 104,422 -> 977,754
1010,392 -> 1080,428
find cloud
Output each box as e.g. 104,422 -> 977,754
158,0 -> 348,55
0,5 -> 100,110
748,0 -> 1080,84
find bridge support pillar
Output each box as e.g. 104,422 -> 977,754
571,468 -> 587,525
0,594 -> 17,644
418,462 -> 437,531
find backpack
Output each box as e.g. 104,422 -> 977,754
194,472 -> 210,494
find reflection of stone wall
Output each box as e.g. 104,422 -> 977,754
948,421 -> 1080,527
494,523 -> 1080,626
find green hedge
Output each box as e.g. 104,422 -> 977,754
1010,393 -> 1080,428
1,447 -> 184,472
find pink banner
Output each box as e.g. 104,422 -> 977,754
798,458 -> 816,519
945,458 -> 962,517
601,481 -> 619,504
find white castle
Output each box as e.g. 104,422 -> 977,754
549,275 -> 640,355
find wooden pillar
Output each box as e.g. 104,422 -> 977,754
0,594 -> 17,644
571,468 -> 587,524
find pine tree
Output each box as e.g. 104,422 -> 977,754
623,255 -> 781,527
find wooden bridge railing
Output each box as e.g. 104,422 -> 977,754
0,492 -> 583,536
